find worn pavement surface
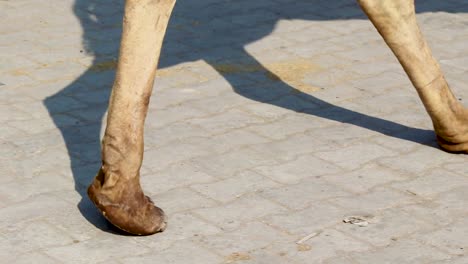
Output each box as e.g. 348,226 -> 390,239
1,0 -> 468,263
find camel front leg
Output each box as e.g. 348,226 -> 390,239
358,0 -> 468,152
87,0 -> 176,235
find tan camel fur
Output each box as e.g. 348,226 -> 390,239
87,0 -> 468,235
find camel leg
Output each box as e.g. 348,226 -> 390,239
87,0 -> 176,235
358,0 -> 468,152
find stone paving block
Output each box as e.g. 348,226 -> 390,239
398,187 -> 468,227
0,104 -> 32,122
433,256 -> 468,264
259,177 -> 350,211
378,146 -> 467,175
269,229 -> 371,264
151,82 -> 221,111
191,147 -> 279,179
444,161 -> 468,176
151,187 -> 218,214
244,35 -> 296,55
165,129 -> 271,157
8,117 -> 71,135
187,109 -> 265,134
330,187 -> 418,212
69,89 -> 110,105
121,240 -> 223,264
0,173 -> 72,205
0,248 -> 60,264
417,217 -> 468,255
147,103 -> 208,129
193,221 -> 293,257
160,212 -> 222,241
0,161 -> 23,196
237,249 -> 299,264
129,211 -> 224,253
307,82 -> 371,103
253,155 -> 343,185
40,194 -> 111,242
67,105 -> 107,123
191,170 -> 281,203
230,82 -> 295,104
193,194 -> 288,231
246,113 -> 328,140
189,91 -> 254,114
249,132 -> 340,161
284,25 -> 338,44
431,38 -> 468,59
314,141 -> 397,170
29,61 -> 87,82
0,140 -> 23,161
380,109 -> 433,129
0,54 -> 38,73
349,71 -> 413,94
349,86 -> 422,116
143,139 -> 213,172
0,219 -> 75,253
323,164 -> 406,194
335,208 -> 434,247
347,59 -> 404,77
210,129 -> 272,153
141,161 -> 217,195
0,70 -> 36,89
288,39 -> 351,59
331,22 -> 379,40
18,146 -> 74,178
323,256 -> 356,264
0,194 -> 70,227
0,124 -> 27,141
179,60 -> 224,81
265,202 -> 344,236
0,86 -> 35,105
144,122 -> 209,149
349,239 -> 450,264
391,169 -> 468,198
306,123 -> 377,148
45,235 -> 151,264
334,42 -> 394,63
303,67 -> 363,89
368,130 -> 434,154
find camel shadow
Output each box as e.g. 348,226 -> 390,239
43,0 -> 467,231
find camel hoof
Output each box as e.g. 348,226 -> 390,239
87,173 -> 167,236
437,135 -> 468,154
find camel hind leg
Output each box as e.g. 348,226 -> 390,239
358,0 -> 468,152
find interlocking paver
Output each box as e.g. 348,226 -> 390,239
1,0 -> 468,263
253,155 -> 343,184
391,169 -> 468,198
335,208 -> 435,247
330,187 -> 418,212
417,217 -> 468,255
191,170 -> 281,203
266,202 -> 344,236
323,164 -> 406,194
269,229 -> 372,263
192,194 -> 288,231
348,239 -> 450,264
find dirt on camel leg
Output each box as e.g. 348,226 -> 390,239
87,0 -> 176,235
358,0 -> 468,152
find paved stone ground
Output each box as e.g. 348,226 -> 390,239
1,0 -> 468,263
